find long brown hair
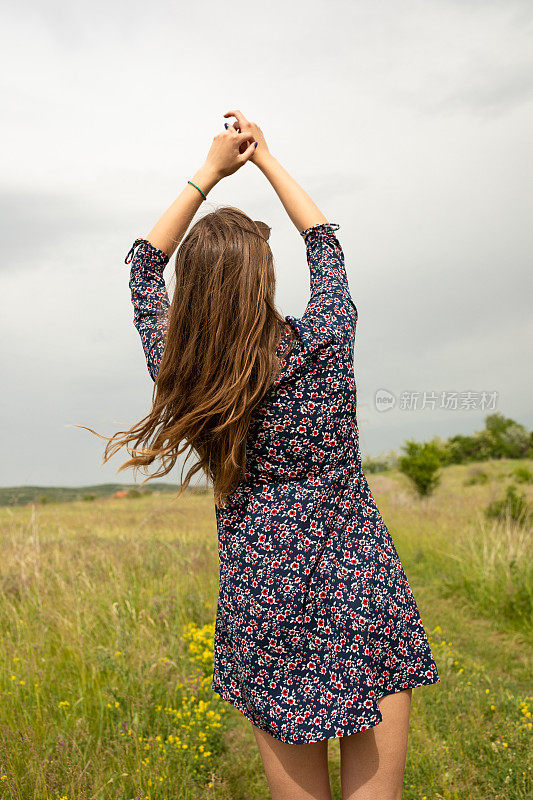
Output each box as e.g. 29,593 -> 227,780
81,206 -> 297,508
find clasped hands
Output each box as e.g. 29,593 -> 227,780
203,109 -> 270,181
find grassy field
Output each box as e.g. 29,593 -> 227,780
0,460 -> 531,799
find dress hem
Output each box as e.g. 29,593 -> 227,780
211,672 -> 441,745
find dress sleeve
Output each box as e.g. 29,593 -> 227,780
299,222 -> 357,343
125,237 -> 170,382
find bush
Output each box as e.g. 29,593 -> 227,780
445,430 -> 494,464
398,440 -> 442,497
499,424 -> 531,459
485,484 -> 530,526
443,414 -> 532,464
485,413 -> 532,459
428,435 -> 455,466
512,465 -> 533,484
82,493 -> 96,502
126,488 -> 142,499
464,467 -> 489,486
362,450 -> 398,473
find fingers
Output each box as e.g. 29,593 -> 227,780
238,139 -> 258,164
219,111 -> 257,169
223,109 -> 249,131
223,109 -> 246,119
236,129 -> 255,156
223,123 -> 254,146
236,129 -> 255,143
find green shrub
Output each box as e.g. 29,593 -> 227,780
428,435 -> 455,466
485,413 -> 532,459
126,488 -> 142,499
485,484 -> 530,526
362,450 -> 398,473
512,465 -> 533,484
464,467 -> 489,486
82,493 -> 96,502
444,414 -> 532,464
398,440 -> 442,497
362,456 -> 388,474
446,430 -> 494,464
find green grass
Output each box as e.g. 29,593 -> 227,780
0,460 -> 531,799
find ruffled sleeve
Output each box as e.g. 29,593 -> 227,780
125,238 -> 170,382
298,222 -> 357,348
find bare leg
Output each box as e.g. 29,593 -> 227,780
251,723 -> 333,800
339,688 -> 413,800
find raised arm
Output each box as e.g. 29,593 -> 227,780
224,110 -> 357,344
125,125 -> 257,381
256,155 -> 330,234
299,222 -> 357,344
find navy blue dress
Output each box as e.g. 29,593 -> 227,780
125,222 -> 440,745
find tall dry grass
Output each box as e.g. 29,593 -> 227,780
0,461 -> 531,798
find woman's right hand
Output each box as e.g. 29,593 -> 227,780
223,109 -> 271,166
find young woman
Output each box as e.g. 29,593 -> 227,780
113,110 -> 440,799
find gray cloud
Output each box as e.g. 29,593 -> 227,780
404,56 -> 533,118
1,0 -> 532,486
0,190 -> 120,267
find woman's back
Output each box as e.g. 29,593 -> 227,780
212,221 -> 439,744
242,222 -> 359,485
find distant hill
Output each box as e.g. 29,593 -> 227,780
0,483 -> 210,507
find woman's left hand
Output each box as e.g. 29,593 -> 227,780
204,127 -> 257,179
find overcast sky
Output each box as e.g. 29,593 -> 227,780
1,0 -> 532,487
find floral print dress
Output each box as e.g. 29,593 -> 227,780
125,222 -> 440,745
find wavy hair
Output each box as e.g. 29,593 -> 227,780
82,206 -> 298,508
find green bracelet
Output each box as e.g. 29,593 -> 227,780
188,180 -> 207,201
